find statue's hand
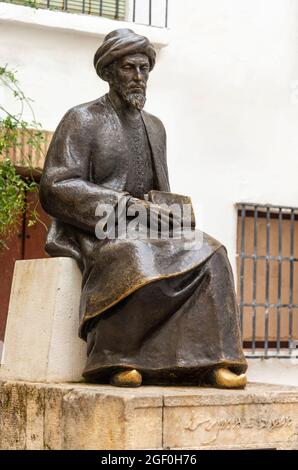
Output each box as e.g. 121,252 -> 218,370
127,197 -> 179,229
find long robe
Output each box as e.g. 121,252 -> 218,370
39,94 -> 247,383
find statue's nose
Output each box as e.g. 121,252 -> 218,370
134,68 -> 143,81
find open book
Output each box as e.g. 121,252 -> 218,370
146,190 -> 196,228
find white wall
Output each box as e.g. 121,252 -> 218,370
1,0 -> 298,274
149,0 -> 298,273
247,358 -> 298,387
0,21 -> 106,128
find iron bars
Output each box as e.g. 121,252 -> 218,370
237,203 -> 298,358
4,0 -> 169,28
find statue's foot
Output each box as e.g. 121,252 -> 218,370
209,367 -> 247,389
110,369 -> 142,387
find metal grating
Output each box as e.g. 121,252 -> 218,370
2,0 -> 169,27
237,203 -> 298,358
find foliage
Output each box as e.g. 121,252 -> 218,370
24,0 -> 39,8
0,65 -> 44,251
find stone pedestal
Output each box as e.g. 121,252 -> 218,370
0,258 -> 86,383
0,380 -> 298,450
247,358 -> 298,387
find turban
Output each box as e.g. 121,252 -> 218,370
94,29 -> 156,79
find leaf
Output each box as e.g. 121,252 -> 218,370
0,66 -> 44,250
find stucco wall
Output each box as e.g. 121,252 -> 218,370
1,0 -> 298,274
156,0 -> 298,273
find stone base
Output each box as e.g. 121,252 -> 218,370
0,258 -> 86,383
1,380 -> 298,450
247,358 -> 298,387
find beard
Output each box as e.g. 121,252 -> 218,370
123,92 -> 146,110
118,84 -> 146,110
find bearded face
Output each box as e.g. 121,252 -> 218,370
107,53 -> 150,110
121,90 -> 146,111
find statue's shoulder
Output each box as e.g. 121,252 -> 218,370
59,96 -> 108,127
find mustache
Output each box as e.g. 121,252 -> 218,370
128,83 -> 146,92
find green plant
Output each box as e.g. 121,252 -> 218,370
24,0 -> 38,9
0,65 -> 44,250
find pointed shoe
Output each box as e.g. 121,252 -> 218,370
110,369 -> 142,387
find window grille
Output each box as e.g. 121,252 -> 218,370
4,0 -> 126,20
2,0 -> 169,27
237,203 -> 298,358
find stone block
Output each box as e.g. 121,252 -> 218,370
0,258 -> 86,383
0,381 -> 298,450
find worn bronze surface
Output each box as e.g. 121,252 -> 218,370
110,369 -> 142,387
211,368 -> 247,389
39,28 -> 247,387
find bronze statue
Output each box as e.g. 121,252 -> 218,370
39,29 -> 247,388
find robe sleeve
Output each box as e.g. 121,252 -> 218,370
39,108 -> 129,235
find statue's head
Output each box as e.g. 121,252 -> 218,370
94,29 -> 156,110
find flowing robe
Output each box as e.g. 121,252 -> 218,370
39,94 -> 247,383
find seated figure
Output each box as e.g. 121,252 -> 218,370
39,29 -> 247,388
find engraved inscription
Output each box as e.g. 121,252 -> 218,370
185,415 -> 293,445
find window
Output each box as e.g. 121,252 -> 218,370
4,1 -> 126,20
236,203 -> 298,358
3,0 -> 169,27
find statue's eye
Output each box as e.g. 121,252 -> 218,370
122,65 -> 132,70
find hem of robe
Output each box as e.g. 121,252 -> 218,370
79,246 -> 222,339
81,245 -> 247,385
82,360 -> 248,386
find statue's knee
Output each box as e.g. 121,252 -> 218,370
209,246 -> 232,276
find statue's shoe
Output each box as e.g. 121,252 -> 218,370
209,367 -> 247,389
110,369 -> 142,387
